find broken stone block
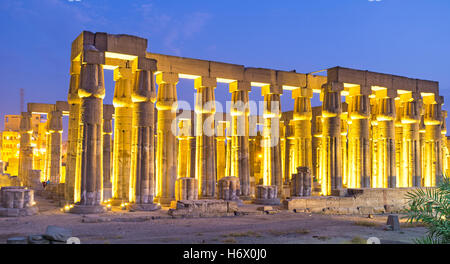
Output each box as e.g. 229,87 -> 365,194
254,185 -> 280,205
218,176 -> 240,201
44,226 -> 72,242
386,214 -> 400,231
175,177 -> 198,201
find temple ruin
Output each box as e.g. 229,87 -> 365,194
6,31 -> 449,213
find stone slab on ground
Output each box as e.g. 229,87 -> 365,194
284,188 -> 415,215
168,199 -> 238,218
44,225 -> 72,242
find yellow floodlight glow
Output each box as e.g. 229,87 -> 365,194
251,82 -> 270,87
104,52 -> 137,61
217,78 -> 236,84
179,73 -> 201,80
282,85 -> 300,91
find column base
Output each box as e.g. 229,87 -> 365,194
129,203 -> 161,211
110,198 -> 127,206
68,204 -> 106,214
157,197 -> 175,207
103,188 -> 112,201
239,195 -> 253,201
330,189 -> 348,197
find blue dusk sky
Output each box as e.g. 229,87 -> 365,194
0,0 -> 449,134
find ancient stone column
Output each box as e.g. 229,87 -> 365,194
45,110 -> 63,186
177,119 -> 192,179
395,100 -> 403,188
287,121 -> 297,182
291,88 -> 313,177
175,177 -> 198,201
312,112 -> 323,194
441,111 -> 448,179
230,81 -> 251,197
130,60 -> 159,211
423,95 -> 443,187
65,61 -> 81,202
216,121 -> 227,181
102,105 -> 114,201
218,176 -> 240,201
261,86 -> 282,193
194,77 -> 217,199
399,92 -> 422,188
347,85 -> 371,188
71,60 -> 105,213
156,72 -> 178,206
340,112 -> 349,187
374,90 -> 397,188
18,112 -> 33,187
112,67 -> 133,204
320,82 -> 343,196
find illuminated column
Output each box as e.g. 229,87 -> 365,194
177,119 -> 192,179
347,85 -> 371,188
419,116 -> 426,182
320,82 -> 343,196
370,99 -> 378,187
312,114 -> 322,192
216,121 -> 227,181
102,105 -> 114,201
195,77 -> 217,199
156,72 -> 178,206
441,111 -> 448,179
261,85 -> 282,193
112,67 -> 133,203
230,81 -> 251,197
340,112 -> 349,187
291,87 -> 313,179
399,92 -> 422,188
72,60 -> 105,212
395,100 -> 403,187
423,95 -> 443,187
374,90 -> 397,188
18,112 -> 33,186
287,121 -> 297,182
65,61 -> 81,202
45,110 -> 63,184
130,61 -> 159,210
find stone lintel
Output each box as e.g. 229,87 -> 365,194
55,101 -> 69,112
400,91 -> 421,102
194,76 -> 217,89
27,103 -> 54,114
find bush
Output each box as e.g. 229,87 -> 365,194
404,177 -> 449,244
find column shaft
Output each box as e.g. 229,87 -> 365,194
102,105 -> 113,201
18,112 -> 33,187
195,77 -> 217,198
423,99 -> 443,187
156,73 -> 178,206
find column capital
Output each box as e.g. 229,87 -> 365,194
321,81 -> 344,93
156,72 -> 179,85
114,67 -> 133,81
195,76 -> 217,89
261,84 -> 282,96
375,88 -> 397,99
292,87 -> 313,99
20,112 -> 32,132
136,57 -> 157,72
348,85 -> 371,96
48,110 -> 63,132
229,80 -> 251,93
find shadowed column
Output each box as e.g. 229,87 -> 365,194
18,112 -> 33,187
72,60 -> 105,212
320,82 -> 343,196
130,59 -> 159,210
102,105 -> 113,201
230,81 -> 251,197
156,72 -> 178,206
195,77 -> 217,199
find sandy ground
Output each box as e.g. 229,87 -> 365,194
0,195 -> 427,244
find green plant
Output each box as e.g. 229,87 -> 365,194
404,177 -> 449,244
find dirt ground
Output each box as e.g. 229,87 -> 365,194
0,195 -> 427,244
